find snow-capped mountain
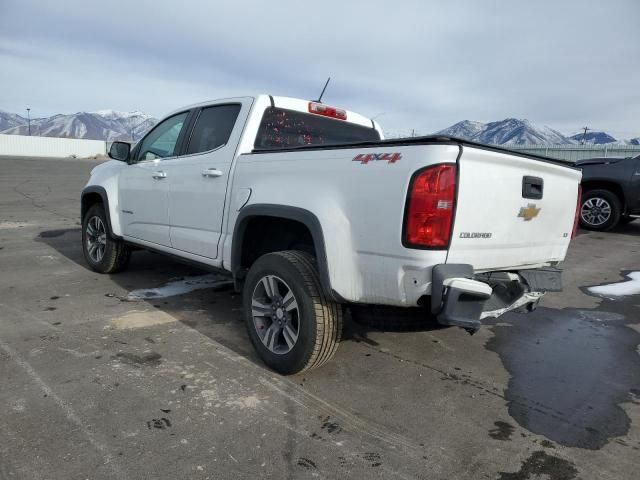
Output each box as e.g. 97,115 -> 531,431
437,118 -> 573,145
1,110 -> 157,142
0,110 -> 29,132
435,120 -> 486,140
629,138 -> 640,146
480,119 -> 571,145
568,131 -> 617,145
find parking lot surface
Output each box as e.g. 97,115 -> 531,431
1,156 -> 639,479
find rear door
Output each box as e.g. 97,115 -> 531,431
119,111 -> 190,246
447,146 -> 581,270
162,99 -> 251,259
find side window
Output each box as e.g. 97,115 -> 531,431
185,104 -> 241,155
136,112 -> 188,161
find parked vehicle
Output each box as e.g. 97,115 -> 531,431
81,95 -> 582,374
577,155 -> 640,231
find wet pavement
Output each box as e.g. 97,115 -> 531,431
1,156 -> 639,479
486,305 -> 640,450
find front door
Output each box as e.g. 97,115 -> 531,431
162,102 -> 246,258
119,111 -> 189,246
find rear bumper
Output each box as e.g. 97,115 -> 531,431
431,264 -> 561,330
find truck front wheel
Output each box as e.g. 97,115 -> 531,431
579,189 -> 621,232
243,251 -> 342,375
82,204 -> 131,273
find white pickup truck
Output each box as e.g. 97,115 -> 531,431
82,95 -> 582,374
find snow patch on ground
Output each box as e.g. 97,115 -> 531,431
111,310 -> 177,329
588,272 -> 640,298
128,274 -> 231,300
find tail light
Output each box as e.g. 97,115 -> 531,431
572,185 -> 582,239
308,102 -> 347,120
403,164 -> 457,248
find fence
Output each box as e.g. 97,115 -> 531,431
0,134 -> 107,158
503,144 -> 640,162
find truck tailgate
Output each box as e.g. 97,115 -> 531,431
447,146 -> 581,270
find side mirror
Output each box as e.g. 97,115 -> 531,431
109,141 -> 131,162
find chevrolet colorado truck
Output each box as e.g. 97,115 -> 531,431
577,154 -> 640,231
81,95 -> 582,374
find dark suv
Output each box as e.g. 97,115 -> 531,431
578,154 -> 640,231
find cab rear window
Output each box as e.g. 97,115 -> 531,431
254,107 -> 380,149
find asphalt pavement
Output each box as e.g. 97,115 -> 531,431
1,156 -> 639,479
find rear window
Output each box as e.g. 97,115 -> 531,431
254,107 -> 380,149
186,104 -> 240,155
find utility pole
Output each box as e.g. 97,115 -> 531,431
26,108 -> 31,136
580,126 -> 590,145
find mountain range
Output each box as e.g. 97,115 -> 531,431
1,109 -> 638,146
435,119 -> 638,146
0,109 -> 157,142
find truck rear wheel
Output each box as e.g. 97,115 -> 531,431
579,189 -> 621,231
82,204 -> 131,273
243,250 -> 342,375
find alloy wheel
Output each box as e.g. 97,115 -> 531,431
581,197 -> 612,226
251,275 -> 300,354
86,216 -> 107,263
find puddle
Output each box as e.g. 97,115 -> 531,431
127,274 -> 232,300
497,450 -> 577,480
489,421 -> 515,441
485,303 -> 640,449
586,271 -> 640,299
115,351 -> 162,366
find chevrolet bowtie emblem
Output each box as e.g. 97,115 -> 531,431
518,204 -> 541,221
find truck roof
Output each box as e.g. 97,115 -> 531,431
166,94 -> 381,131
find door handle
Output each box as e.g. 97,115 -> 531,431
152,171 -> 167,180
202,168 -> 223,178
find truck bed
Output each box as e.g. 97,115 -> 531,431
235,135 -> 581,305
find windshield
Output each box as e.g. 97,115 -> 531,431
254,107 -> 380,149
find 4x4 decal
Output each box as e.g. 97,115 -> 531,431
352,152 -> 402,164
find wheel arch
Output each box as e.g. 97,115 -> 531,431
81,186 -> 120,238
581,180 -> 626,212
231,204 -> 337,300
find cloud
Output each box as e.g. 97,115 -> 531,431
1,0 -> 639,136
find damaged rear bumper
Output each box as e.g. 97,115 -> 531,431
431,264 -> 562,330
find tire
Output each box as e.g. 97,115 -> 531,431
242,250 -> 342,375
579,189 -> 621,232
350,304 -> 437,331
82,204 -> 131,273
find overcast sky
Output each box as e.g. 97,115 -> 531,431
1,0 -> 639,137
